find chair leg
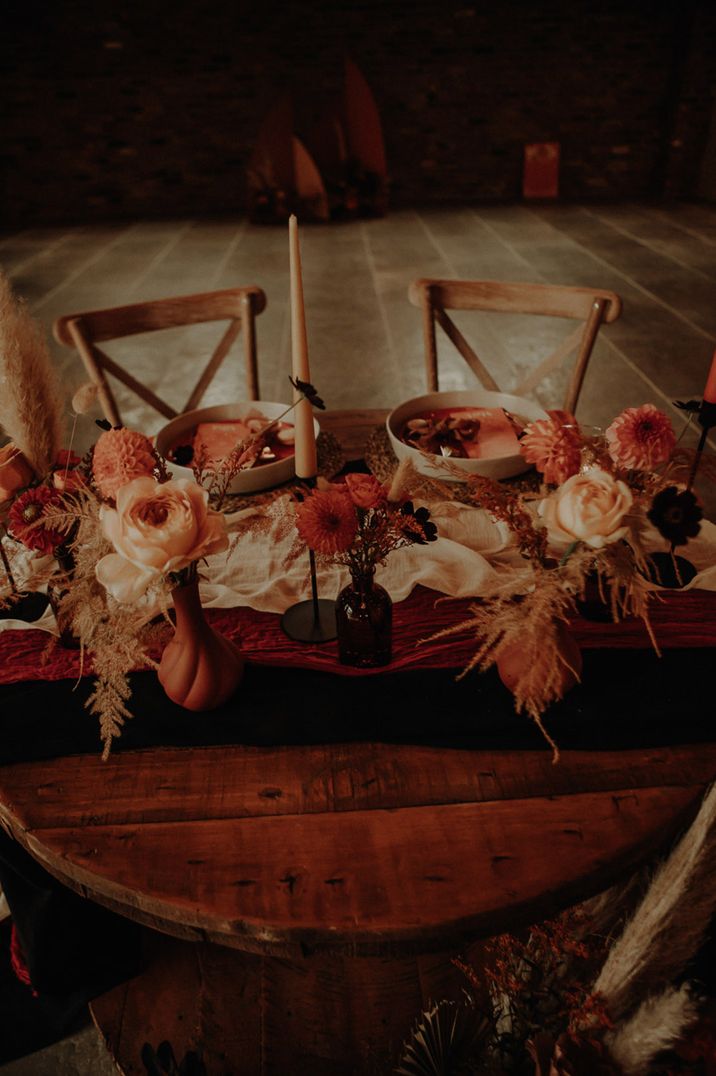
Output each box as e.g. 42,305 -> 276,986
420,287 -> 439,393
564,298 -> 606,415
242,294 -> 260,401
67,320 -> 122,428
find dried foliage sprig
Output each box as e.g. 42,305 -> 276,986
186,379 -> 326,510
607,984 -> 699,1075
0,273 -> 64,475
49,487 -> 165,758
591,782 -> 716,1024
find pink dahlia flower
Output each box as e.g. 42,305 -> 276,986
92,428 -> 157,501
519,410 -> 582,485
605,404 -> 676,471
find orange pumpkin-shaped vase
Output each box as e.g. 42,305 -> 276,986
158,579 -> 244,711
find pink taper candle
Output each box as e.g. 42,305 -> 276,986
703,348 -> 716,405
289,215 -> 317,479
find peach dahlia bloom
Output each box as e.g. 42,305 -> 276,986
605,404 -> 676,471
92,427 -> 157,501
519,410 -> 582,485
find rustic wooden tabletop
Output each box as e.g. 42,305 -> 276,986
1,409 -> 714,1073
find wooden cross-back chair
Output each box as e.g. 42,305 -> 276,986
53,286 -> 267,428
408,279 -> 622,414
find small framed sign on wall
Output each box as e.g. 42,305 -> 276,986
523,142 -> 560,200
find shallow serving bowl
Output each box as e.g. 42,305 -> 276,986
386,390 -> 548,482
156,401 -> 320,495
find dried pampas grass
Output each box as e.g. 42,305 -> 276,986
607,984 -> 699,1075
592,783 -> 716,1021
0,272 -> 64,474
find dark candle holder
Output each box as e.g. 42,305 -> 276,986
280,478 -> 337,643
646,395 -> 714,589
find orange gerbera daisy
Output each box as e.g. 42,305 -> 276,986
605,404 -> 676,470
295,489 -> 357,554
520,410 -> 582,485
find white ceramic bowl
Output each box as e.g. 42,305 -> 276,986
387,390 -> 547,482
156,401 -> 320,495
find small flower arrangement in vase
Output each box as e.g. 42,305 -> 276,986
295,472 -> 437,667
427,402 -> 705,757
46,424 -> 241,755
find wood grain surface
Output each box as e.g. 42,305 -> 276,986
2,744 -> 713,957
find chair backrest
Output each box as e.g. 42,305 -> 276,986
408,279 -> 622,415
53,286 -> 267,428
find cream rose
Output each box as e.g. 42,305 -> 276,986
96,476 -> 229,603
538,467 -> 633,549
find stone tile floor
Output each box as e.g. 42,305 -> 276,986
0,201 -> 715,1073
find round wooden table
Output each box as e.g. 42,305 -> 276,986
1,740 -> 714,1074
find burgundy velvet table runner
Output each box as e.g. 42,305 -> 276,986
1,586 -> 715,687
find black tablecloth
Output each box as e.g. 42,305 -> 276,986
1,647 -> 714,767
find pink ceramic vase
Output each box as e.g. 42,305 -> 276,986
158,579 -> 244,711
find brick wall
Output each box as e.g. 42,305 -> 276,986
2,0 -> 715,225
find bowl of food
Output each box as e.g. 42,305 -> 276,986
156,401 -> 320,495
386,390 -> 547,481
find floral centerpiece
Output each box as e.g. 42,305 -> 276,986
2,418 -> 236,756
426,403 -> 705,757
295,471 -> 437,666
0,271 -> 326,755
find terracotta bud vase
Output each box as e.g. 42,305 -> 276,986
158,579 -> 244,711
497,621 -> 582,698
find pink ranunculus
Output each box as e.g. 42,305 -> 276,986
95,476 -> 229,603
0,444 -> 34,505
605,404 -> 676,471
343,472 -> 387,510
539,466 -> 633,550
519,410 -> 582,485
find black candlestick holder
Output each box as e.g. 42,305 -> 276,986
0,529 -> 49,622
280,478 -> 337,643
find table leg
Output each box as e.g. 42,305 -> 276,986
91,929 -> 484,1075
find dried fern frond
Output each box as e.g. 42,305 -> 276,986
424,565 -> 578,756
49,490 -> 166,757
0,273 -> 64,474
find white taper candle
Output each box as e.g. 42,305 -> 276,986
289,215 -> 317,479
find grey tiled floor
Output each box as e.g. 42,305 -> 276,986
2,204 -> 716,440
0,202 -> 715,1074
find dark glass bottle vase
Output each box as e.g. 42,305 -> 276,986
335,569 -> 392,668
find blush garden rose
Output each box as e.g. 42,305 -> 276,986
96,476 -> 229,603
539,467 -> 634,549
